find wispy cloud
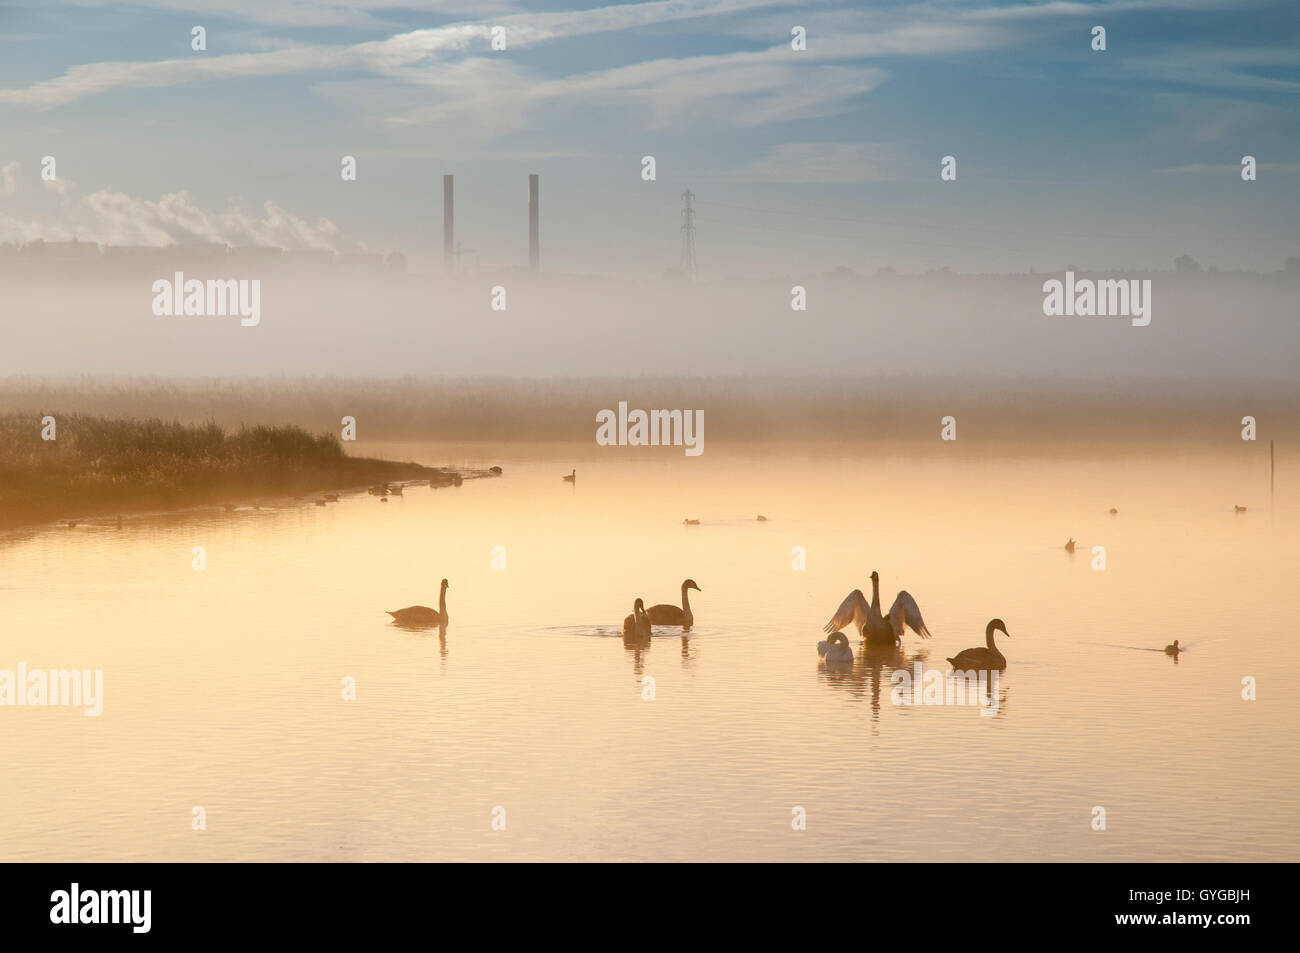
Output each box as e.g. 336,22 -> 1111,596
0,0 -> 788,107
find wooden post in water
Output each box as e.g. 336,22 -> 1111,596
1270,439 -> 1275,501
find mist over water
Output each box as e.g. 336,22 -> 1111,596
2,268 -> 1297,381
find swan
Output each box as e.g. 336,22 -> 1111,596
823,570 -> 932,645
622,598 -> 651,639
387,578 -> 449,628
947,619 -> 1010,670
647,579 -> 700,627
563,469 -> 576,483
1164,640 -> 1180,655
817,631 -> 854,663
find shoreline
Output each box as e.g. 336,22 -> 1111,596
0,462 -> 497,533
0,411 -> 501,532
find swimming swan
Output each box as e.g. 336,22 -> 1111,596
823,570 -> 932,645
563,470 -> 576,483
947,619 -> 1010,670
817,631 -> 854,663
388,578 -> 449,628
622,598 -> 652,639
646,579 -> 700,627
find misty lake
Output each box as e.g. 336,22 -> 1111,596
1,442 -> 1295,861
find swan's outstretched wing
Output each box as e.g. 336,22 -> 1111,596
823,589 -> 869,634
888,591 -> 932,639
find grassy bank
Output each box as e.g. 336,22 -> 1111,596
0,413 -> 471,530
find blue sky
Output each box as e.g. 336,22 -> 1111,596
1,0 -> 1297,276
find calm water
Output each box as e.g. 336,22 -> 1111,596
1,442 -> 1296,861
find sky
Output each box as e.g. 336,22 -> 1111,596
0,0 -> 1298,277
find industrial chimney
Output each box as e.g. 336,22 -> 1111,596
443,174 -> 454,274
528,174 -> 539,273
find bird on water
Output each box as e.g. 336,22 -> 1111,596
947,619 -> 1011,670
387,579 -> 450,628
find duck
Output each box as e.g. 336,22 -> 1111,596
947,619 -> 1010,670
756,514 -> 768,521
1109,507 -> 1118,515
1164,639 -> 1181,655
683,518 -> 700,526
1064,537 -> 1076,553
647,579 -> 700,627
824,570 -> 932,645
387,578 -> 449,628
1234,505 -> 1246,513
817,631 -> 854,663
621,598 -> 652,640
563,470 -> 576,483
379,497 -> 388,503
489,466 -> 503,474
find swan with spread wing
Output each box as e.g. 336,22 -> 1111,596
823,570 -> 932,645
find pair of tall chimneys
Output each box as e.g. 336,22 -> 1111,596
442,173 -> 538,274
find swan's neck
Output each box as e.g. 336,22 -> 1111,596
681,584 -> 692,613
439,587 -> 447,614
985,625 -> 998,649
870,575 -> 880,611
